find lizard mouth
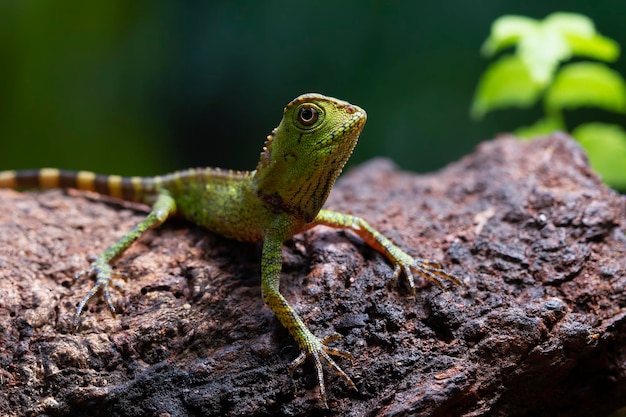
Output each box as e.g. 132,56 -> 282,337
311,109 -> 367,162
333,110 -> 367,142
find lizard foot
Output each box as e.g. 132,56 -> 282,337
73,259 -> 127,329
289,333 -> 357,407
392,254 -> 462,293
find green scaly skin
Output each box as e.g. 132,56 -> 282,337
0,93 -> 461,406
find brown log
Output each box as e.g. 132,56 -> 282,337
0,133 -> 624,416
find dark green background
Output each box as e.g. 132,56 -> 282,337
1,1 -> 624,176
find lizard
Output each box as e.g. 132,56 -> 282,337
0,93 -> 461,406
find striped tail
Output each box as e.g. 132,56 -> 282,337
0,168 -> 158,202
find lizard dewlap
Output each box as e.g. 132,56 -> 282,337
0,93 -> 460,407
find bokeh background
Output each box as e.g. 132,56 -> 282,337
1,1 -> 624,176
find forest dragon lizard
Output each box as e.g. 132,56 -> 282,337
0,93 -> 460,406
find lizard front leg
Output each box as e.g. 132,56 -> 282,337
312,209 -> 462,291
261,232 -> 357,407
73,192 -> 177,328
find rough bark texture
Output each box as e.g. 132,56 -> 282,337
0,133 -> 625,417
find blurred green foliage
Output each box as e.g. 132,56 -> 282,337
1,2 -> 625,178
472,12 -> 626,191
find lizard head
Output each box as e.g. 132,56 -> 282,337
255,93 -> 367,222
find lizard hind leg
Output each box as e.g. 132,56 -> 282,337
72,192 -> 177,329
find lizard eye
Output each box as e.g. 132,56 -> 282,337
297,106 -> 319,126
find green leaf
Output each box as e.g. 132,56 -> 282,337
517,25 -> 569,84
479,12 -> 620,86
574,122 -> 626,190
516,13 -> 592,84
514,117 -> 565,139
543,12 -> 595,37
471,55 -> 544,119
544,12 -> 620,61
565,34 -> 620,62
481,15 -> 538,57
546,62 -> 626,113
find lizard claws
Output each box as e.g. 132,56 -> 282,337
289,333 -> 357,407
72,261 -> 127,329
394,258 -> 462,294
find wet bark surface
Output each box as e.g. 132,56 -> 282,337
1,133 -> 625,417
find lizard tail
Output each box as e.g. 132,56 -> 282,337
0,168 -> 159,202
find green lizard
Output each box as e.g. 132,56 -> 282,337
0,93 -> 460,406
